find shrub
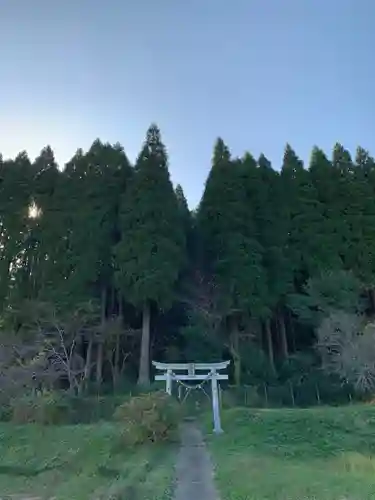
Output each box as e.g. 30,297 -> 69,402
113,390 -> 182,445
64,394 -> 125,423
0,401 -> 12,422
10,390 -> 69,424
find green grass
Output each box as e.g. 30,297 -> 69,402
0,422 -> 175,499
208,405 -> 375,500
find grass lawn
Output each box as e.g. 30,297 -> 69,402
208,405 -> 375,500
0,422 -> 174,499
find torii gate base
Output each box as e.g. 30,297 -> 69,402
152,361 -> 230,434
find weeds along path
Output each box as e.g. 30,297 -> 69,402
173,420 -> 220,500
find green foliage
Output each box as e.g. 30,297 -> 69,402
221,385 -> 262,408
114,125 -> 185,309
240,342 -> 276,385
289,269 -> 365,325
0,152 -> 33,307
282,144 -> 333,281
61,141 -> 132,302
114,391 -> 182,445
0,401 -> 11,422
179,310 -> 223,362
62,394 -> 126,423
114,125 -> 186,384
197,139 -> 266,318
3,127 -> 375,404
175,183 -> 191,233
255,154 -> 294,308
10,391 -> 69,424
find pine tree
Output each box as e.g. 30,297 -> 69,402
63,141 -> 132,301
175,183 -> 194,264
197,139 -> 266,384
280,144 -> 341,355
308,146 -> 344,272
240,151 -> 279,368
349,147 -> 375,290
281,144 -> 330,281
175,184 -> 190,233
330,143 -> 354,265
30,146 -> 63,299
255,154 -> 294,360
64,140 -> 132,385
0,152 -> 33,306
199,140 -> 266,317
114,124 -> 185,385
328,142 -> 375,289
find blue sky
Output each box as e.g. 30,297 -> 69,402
1,0 -> 374,207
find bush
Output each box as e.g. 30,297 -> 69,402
113,390 -> 182,445
10,391 -> 69,424
64,395 -> 126,423
0,401 -> 12,422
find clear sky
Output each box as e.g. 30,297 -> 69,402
1,0 -> 374,207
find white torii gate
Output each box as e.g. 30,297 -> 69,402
152,360 -> 230,434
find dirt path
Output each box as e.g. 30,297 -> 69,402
173,421 -> 220,500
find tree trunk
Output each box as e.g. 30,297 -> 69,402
279,313 -> 289,359
112,334 -> 120,390
96,343 -> 103,387
83,337 -> 93,389
111,285 -> 116,317
113,296 -> 123,390
369,289 -> 375,314
138,300 -> 151,386
288,310 -> 296,351
96,288 -> 106,388
229,327 -> 241,387
264,319 -> 275,373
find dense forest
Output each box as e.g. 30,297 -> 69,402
2,124 -> 375,406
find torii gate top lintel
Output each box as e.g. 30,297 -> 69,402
152,360 -> 230,434
152,361 -> 230,372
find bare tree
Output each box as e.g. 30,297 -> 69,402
102,316 -> 132,389
0,299 -> 100,396
36,301 -> 102,394
317,310 -> 375,393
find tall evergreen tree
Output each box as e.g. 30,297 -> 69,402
114,124 -> 185,385
281,144 -> 331,280
175,184 -> 190,235
255,154 -> 294,361
175,183 -> 194,267
63,141 -> 132,301
330,143 -> 354,264
281,145 -> 340,355
0,152 -> 33,307
197,139 -> 266,384
307,146 -> 344,272
28,146 -> 63,300
240,152 -> 278,368
349,147 -> 375,298
64,140 -> 132,384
